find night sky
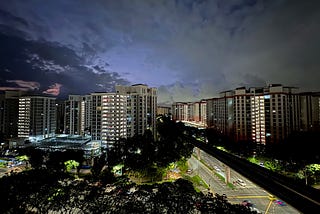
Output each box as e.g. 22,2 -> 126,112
0,0 -> 320,104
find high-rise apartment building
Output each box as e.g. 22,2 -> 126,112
0,91 -> 27,138
207,84 -> 302,144
172,100 -> 207,128
2,84 -> 158,145
91,92 -> 127,148
61,84 -> 157,147
80,95 -> 92,135
188,102 -> 195,121
157,106 -> 171,116
250,90 -> 265,144
206,98 -> 220,129
172,102 -> 188,121
206,91 -> 234,135
174,84 -> 318,145
233,87 -> 252,142
265,85 -> 300,144
55,99 -> 65,134
65,95 -> 82,135
221,90 -> 235,137
18,96 -> 56,140
300,92 -> 320,131
64,95 -> 92,135
199,100 -> 207,126
115,84 -> 157,138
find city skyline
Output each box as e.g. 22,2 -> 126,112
1,84 -> 158,146
1,0 -> 320,105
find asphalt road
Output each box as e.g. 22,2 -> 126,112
188,149 -> 301,214
0,167 -> 7,177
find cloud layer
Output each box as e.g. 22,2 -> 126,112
1,0 -> 320,103
0,26 -> 129,97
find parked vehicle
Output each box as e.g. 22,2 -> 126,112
186,169 -> 193,174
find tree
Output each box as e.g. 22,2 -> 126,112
1,169 -> 257,213
45,150 -> 85,172
280,131 -> 320,163
205,128 -> 227,147
91,153 -> 107,180
302,164 -> 320,185
46,151 -> 65,171
264,160 -> 282,172
107,117 -> 194,181
156,115 -> 194,166
19,147 -> 45,169
0,168 -> 68,213
64,160 -> 80,173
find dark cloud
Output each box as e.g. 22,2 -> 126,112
0,30 -> 129,97
0,9 -> 29,28
0,0 -> 319,104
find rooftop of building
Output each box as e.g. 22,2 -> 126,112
131,83 -> 148,87
38,135 -> 92,150
20,94 -> 56,99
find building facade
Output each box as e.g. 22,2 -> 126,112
64,95 -> 82,135
0,91 -> 27,138
55,99 -> 65,134
80,95 -> 92,135
115,84 -> 157,138
206,91 -> 234,135
18,96 -> 56,140
172,100 -> 207,128
300,92 -> 320,131
172,102 -> 188,122
157,106 -> 171,116
91,92 -> 127,148
266,85 -> 300,144
233,87 -> 252,142
64,95 -> 92,136
199,100 -> 207,126
206,85 -> 303,144
61,84 -> 157,147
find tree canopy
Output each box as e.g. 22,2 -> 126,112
0,171 -> 255,213
107,116 -> 194,178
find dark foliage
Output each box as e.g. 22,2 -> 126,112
19,147 -> 85,171
0,172 -> 255,213
108,116 -> 194,173
18,147 -> 44,169
0,169 -> 69,213
275,131 -> 320,163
